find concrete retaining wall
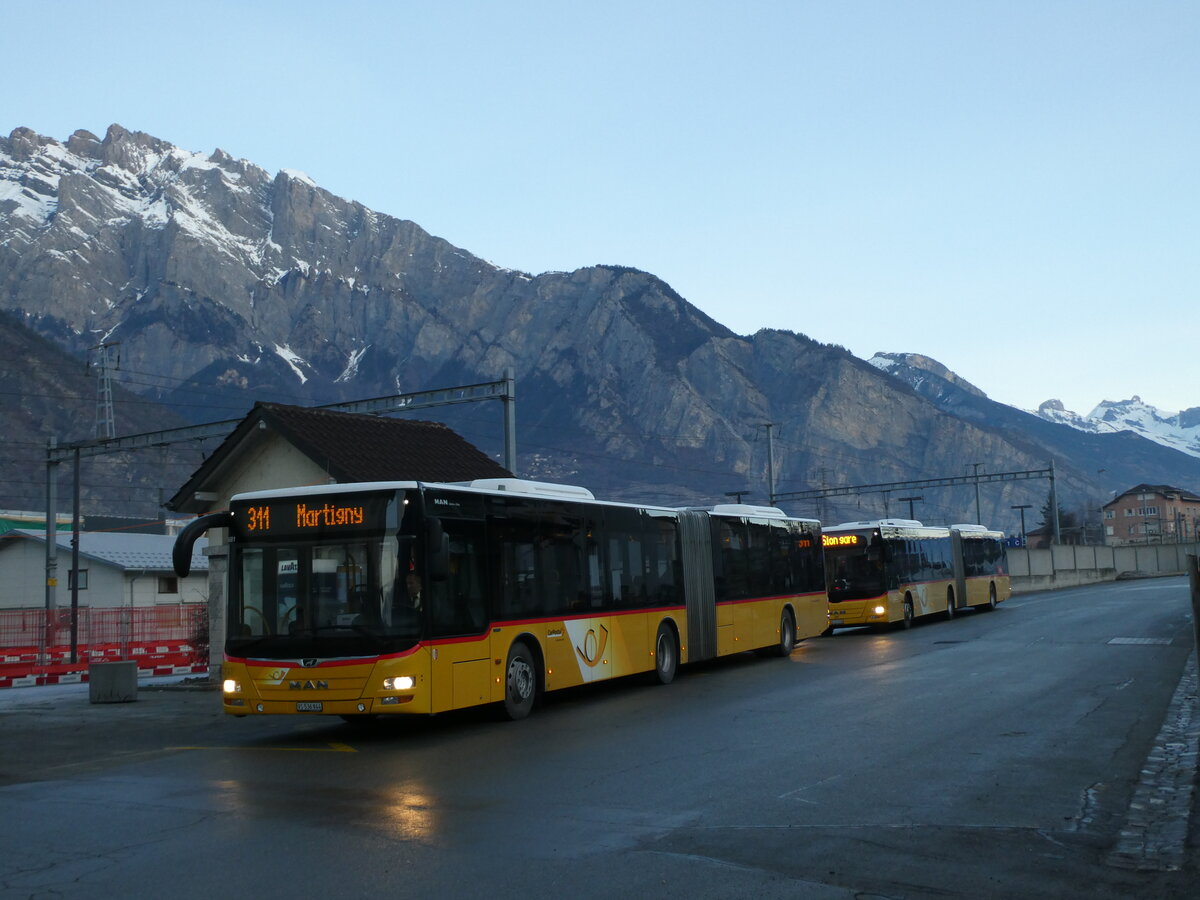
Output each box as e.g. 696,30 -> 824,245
1010,542 -> 1200,592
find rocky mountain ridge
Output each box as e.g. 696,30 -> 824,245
4,124 -> 1200,533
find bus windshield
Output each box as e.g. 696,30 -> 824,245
825,538 -> 885,601
227,490 -> 422,659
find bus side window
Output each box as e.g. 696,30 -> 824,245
430,521 -> 487,637
718,520 -> 748,601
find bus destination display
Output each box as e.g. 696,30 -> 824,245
233,494 -> 389,539
822,533 -> 863,548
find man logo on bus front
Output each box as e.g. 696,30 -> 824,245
302,658 -> 319,668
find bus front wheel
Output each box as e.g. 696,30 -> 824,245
503,641 -> 538,720
901,597 -> 915,629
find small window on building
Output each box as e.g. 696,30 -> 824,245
157,576 -> 179,594
68,569 -> 88,590
1104,510 -> 1114,519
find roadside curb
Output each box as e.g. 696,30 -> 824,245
1105,649 -> 1199,871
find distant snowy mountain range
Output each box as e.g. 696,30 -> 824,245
869,353 -> 1200,460
1034,397 -> 1200,459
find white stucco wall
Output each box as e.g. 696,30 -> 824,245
0,537 -> 208,610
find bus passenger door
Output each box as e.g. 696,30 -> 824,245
428,519 -> 491,712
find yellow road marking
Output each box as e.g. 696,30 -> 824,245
167,742 -> 357,753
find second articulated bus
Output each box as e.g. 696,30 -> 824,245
174,478 -> 829,721
822,519 -> 1010,630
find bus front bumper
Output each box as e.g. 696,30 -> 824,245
828,601 -> 891,627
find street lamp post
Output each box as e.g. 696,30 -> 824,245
1012,504 -> 1032,547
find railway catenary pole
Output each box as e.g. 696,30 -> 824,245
70,448 -> 81,663
503,367 -> 517,475
1049,459 -> 1061,543
765,423 -> 776,506
44,438 -> 58,665
970,462 -> 983,524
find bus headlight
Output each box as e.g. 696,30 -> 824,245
873,606 -> 886,616
383,676 -> 415,691
223,679 -> 241,693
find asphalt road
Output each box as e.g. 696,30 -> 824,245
1,577 -> 1197,899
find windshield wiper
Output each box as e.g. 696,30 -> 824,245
309,622 -> 385,646
227,636 -> 274,653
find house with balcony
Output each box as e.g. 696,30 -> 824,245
1101,483 -> 1200,545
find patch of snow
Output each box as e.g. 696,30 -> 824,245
0,180 -> 58,223
273,343 -> 310,384
335,346 -> 370,383
281,168 -> 316,185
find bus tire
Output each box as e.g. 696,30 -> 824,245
653,622 -> 678,685
945,588 -> 955,620
503,640 -> 538,720
976,583 -> 998,612
770,607 -> 797,657
900,596 -> 915,629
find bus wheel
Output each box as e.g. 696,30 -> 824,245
653,623 -> 678,685
503,641 -> 538,720
945,589 -> 955,620
901,597 -> 915,629
978,583 -> 998,612
772,608 -> 797,657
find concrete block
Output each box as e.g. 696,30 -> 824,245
89,660 -> 138,703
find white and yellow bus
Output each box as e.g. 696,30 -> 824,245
823,520 -> 1010,630
174,478 -> 829,721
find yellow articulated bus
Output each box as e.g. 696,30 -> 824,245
173,478 -> 828,721
822,519 -> 1010,631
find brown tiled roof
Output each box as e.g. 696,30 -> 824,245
260,402 -> 510,483
168,401 -> 510,511
1104,483 -> 1200,507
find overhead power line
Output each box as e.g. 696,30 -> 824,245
772,466 -> 1055,503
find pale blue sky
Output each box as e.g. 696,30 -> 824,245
8,1 -> 1198,415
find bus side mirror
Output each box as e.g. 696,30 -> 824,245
427,517 -> 449,582
173,511 -> 234,577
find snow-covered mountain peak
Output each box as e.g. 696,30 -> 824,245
1037,396 -> 1200,459
868,352 -> 988,400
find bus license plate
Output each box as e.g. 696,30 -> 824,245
296,701 -> 323,712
